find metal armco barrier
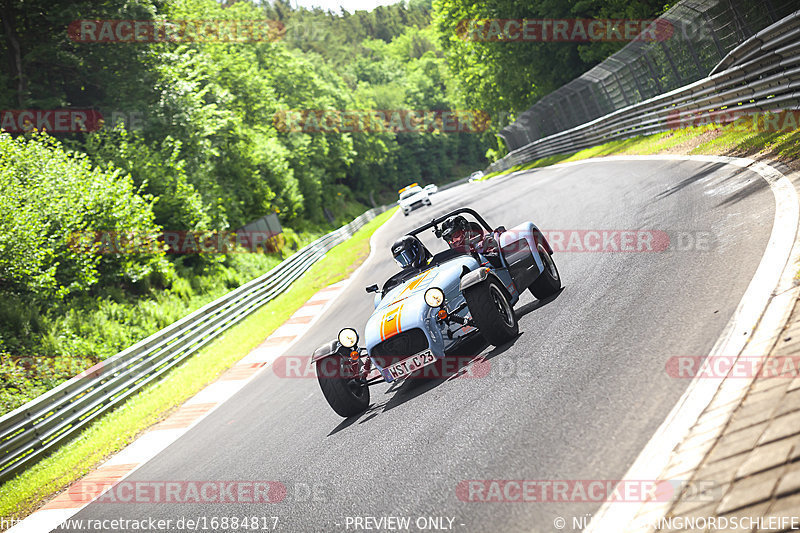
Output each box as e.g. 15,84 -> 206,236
489,5 -> 800,174
0,205 -> 390,484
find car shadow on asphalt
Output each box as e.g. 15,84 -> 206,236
653,162 -> 769,209
326,288 -> 564,435
655,162 -> 726,200
513,288 -> 563,319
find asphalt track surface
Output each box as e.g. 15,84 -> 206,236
63,159 -> 777,532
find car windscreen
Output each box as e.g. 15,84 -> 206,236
399,187 -> 422,200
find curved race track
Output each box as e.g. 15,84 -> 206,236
63,158 -> 778,532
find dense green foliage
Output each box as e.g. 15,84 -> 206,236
0,0 -> 493,413
0,133 -> 168,298
433,0 -> 671,117
0,132 -> 288,413
1,0 -> 489,229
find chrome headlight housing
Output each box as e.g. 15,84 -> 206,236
337,328 -> 359,348
424,287 -> 445,308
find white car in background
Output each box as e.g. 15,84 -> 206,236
468,170 -> 484,182
398,184 -> 431,216
424,184 -> 438,195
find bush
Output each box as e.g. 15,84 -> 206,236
0,131 -> 171,298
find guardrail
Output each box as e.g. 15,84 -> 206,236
488,8 -> 800,174
0,205 -> 391,484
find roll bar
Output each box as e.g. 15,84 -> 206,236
406,208 -> 493,238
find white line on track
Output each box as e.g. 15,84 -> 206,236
7,210 -> 400,533
545,156 -> 800,533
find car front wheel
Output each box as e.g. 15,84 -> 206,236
463,278 -> 518,346
316,357 -> 370,417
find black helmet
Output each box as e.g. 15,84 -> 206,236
441,215 -> 469,246
442,215 -> 484,251
391,235 -> 429,269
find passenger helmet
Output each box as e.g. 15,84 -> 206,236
442,215 -> 484,251
441,216 -> 469,249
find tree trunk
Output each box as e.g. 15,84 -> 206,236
1,0 -> 27,107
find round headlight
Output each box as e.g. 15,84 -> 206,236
424,287 -> 445,308
338,328 -> 359,348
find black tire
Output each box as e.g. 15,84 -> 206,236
530,243 -> 561,299
316,357 -> 370,417
463,278 -> 518,346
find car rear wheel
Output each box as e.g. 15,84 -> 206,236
530,243 -> 561,299
316,357 -> 370,417
464,278 -> 518,346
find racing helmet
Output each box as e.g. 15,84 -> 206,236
391,235 -> 429,269
442,215 -> 485,252
441,216 -> 469,248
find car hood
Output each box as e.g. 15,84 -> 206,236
399,192 -> 427,204
364,255 -> 479,353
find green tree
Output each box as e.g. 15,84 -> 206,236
433,0 -> 670,116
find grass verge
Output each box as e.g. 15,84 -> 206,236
481,119 -> 800,181
0,207 -> 397,522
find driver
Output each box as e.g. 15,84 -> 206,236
391,235 -> 431,270
441,215 -> 483,252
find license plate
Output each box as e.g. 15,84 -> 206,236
386,350 -> 436,380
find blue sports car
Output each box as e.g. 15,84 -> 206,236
312,208 -> 561,417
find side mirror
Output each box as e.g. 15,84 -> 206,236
494,226 -> 506,233
366,284 -> 379,293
